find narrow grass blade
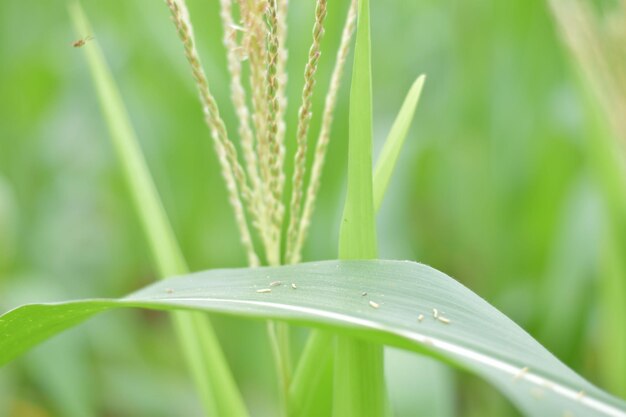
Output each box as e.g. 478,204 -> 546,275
2,260 -> 626,416
338,0 -> 376,260
289,8 -> 416,408
288,330 -> 334,417
335,0 -> 386,414
69,2 -> 184,278
68,3 -> 248,416
373,75 -> 425,212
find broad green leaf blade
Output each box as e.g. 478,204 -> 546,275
2,261 -> 625,417
373,75 -> 426,213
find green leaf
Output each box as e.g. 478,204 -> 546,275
373,75 -> 426,213
68,2 -> 185,278
339,0 -> 377,261
288,330 -> 334,417
2,260 -> 625,417
68,4 -> 247,416
336,0 -> 385,414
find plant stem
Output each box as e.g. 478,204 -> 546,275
333,338 -> 386,417
68,3 -> 248,415
268,321 -> 293,417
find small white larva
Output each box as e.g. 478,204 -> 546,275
514,366 -> 529,381
256,288 -> 272,294
269,280 -> 282,287
576,390 -> 585,400
437,316 -> 451,324
417,314 -> 424,322
369,301 -> 380,309
291,283 -> 297,289
432,308 -> 439,319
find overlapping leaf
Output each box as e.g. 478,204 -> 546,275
1,260 -> 625,417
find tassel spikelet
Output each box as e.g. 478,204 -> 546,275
165,0 -> 357,267
291,0 -> 358,264
285,0 -> 328,264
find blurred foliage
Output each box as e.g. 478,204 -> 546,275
550,0 -> 626,399
0,0 -> 624,415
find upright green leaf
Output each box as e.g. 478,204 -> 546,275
69,3 -> 184,278
335,0 -> 386,416
289,74 -> 427,417
338,0 -> 377,260
68,3 -> 248,416
373,75 -> 425,212
289,331 -> 335,417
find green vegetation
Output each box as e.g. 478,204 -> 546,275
0,0 -> 625,416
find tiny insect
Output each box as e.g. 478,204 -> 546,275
432,308 -> 439,319
514,366 -> 529,381
437,316 -> 451,324
361,292 -> 368,297
291,283 -> 297,289
165,288 -> 174,294
256,288 -> 272,294
269,280 -> 282,287
417,314 -> 424,322
369,300 -> 379,309
72,35 -> 94,48
576,390 -> 585,400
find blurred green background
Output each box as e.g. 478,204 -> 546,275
1,0 -> 624,416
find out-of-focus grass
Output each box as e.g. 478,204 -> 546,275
0,0 -> 622,415
550,0 -> 626,398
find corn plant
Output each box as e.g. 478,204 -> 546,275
1,0 -> 626,416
